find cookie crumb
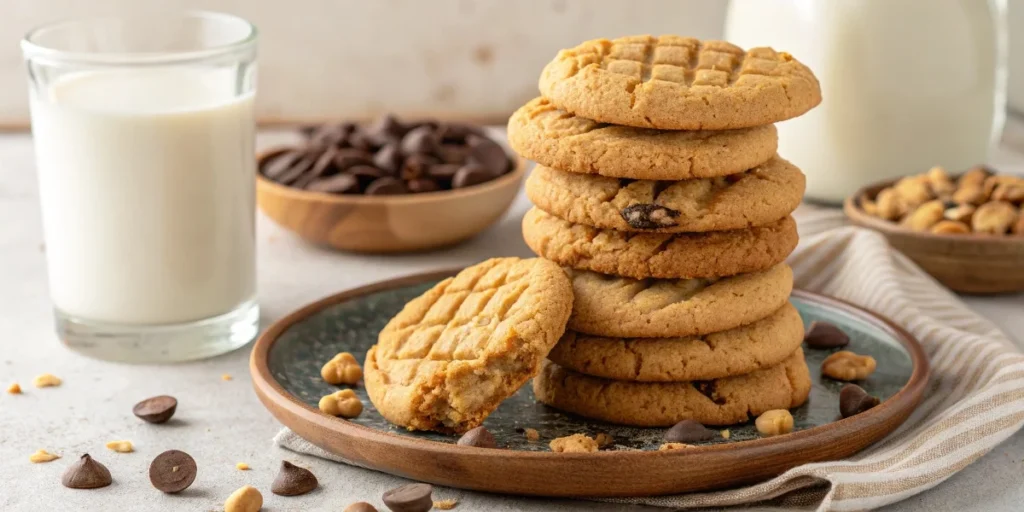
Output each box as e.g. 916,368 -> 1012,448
7,382 -> 21,394
524,428 -> 540,441
236,462 -> 250,471
105,440 -> 134,453
658,443 -> 692,451
221,374 -> 233,381
594,432 -> 614,448
434,499 -> 458,510
720,429 -> 731,440
33,373 -> 61,388
550,433 -> 598,453
29,449 -> 60,463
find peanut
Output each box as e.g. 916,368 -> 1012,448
105,440 -> 133,453
930,220 -> 971,235
318,389 -> 363,418
972,201 -> 1018,235
926,166 -> 956,198
29,449 -> 60,463
549,434 -> 598,453
755,409 -> 794,436
320,352 -> 363,385
901,200 -> 945,232
33,373 -> 61,388
225,485 -> 263,512
821,350 -> 877,381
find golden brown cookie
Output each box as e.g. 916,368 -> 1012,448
364,258 -> 573,433
539,35 -> 821,130
526,156 -> 804,232
522,208 -> 798,279
507,97 -> 778,180
533,348 -> 811,426
567,263 -> 793,338
548,302 -> 803,382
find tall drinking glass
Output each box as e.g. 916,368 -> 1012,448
21,12 -> 259,362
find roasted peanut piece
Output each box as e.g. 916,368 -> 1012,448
549,434 -> 598,453
926,166 -> 956,198
7,382 -> 21,394
952,185 -> 989,206
105,440 -> 134,453
930,220 -> 971,235
875,188 -> 907,220
236,462 -> 250,471
901,200 -> 945,231
893,176 -> 933,208
943,203 -> 976,224
720,429 -> 731,440
972,201 -> 1018,235
755,409 -> 794,436
959,166 -> 991,188
821,350 -> 877,381
33,373 -> 61,388
320,352 -> 363,385
992,183 -> 1024,203
221,374 -> 233,381
658,442 -> 692,451
29,449 -> 60,463
318,389 -> 363,418
434,499 -> 458,510
594,432 -> 614,448
225,485 -> 263,512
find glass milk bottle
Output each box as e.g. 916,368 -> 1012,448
725,0 -> 1008,203
22,12 -> 259,362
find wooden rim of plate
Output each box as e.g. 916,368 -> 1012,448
250,269 -> 931,497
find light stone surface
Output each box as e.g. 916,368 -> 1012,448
0,128 -> 1022,511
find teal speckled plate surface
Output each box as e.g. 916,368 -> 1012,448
251,270 -> 930,497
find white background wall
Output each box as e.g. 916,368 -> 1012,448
2,0 -> 728,127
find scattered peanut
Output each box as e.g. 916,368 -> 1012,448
320,352 -> 363,385
594,432 -> 614,448
33,373 -> 61,388
720,429 -> 731,440
28,449 -> 60,463
225,485 -> 263,512
7,382 -> 21,394
221,374 -> 233,381
930,220 -> 971,235
434,499 -> 459,510
549,434 -> 598,453
821,350 -> 877,381
755,409 -> 794,437
972,201 -> 1019,235
236,462 -> 250,471
658,443 -> 692,451
524,428 -> 540,441
105,440 -> 133,453
318,389 -> 363,418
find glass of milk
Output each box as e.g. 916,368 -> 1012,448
22,12 -> 259,363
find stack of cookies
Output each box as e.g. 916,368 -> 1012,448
509,35 -> 822,427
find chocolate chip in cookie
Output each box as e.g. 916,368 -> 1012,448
620,204 -> 680,229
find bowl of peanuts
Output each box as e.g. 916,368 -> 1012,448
843,165 -> 1024,294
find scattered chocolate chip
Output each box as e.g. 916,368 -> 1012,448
452,164 -> 493,189
839,384 -> 880,418
382,483 -> 433,512
271,461 -> 319,496
365,177 -> 408,195
334,148 -> 376,170
804,321 -> 851,349
400,126 -> 439,156
514,427 -> 525,434
308,173 -> 360,194
465,134 -> 510,175
400,154 -> 440,180
407,178 -> 441,194
149,450 -> 197,493
62,454 -> 112,489
620,204 -> 681,229
373,143 -> 403,174
664,420 -> 716,443
456,426 -> 497,448
133,395 -> 177,424
345,502 -> 379,512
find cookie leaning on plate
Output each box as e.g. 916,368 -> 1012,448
364,258 -> 573,433
523,208 -> 798,279
539,35 -> 821,130
534,349 -> 812,427
526,156 -> 805,232
568,263 -> 793,338
547,302 -> 804,382
507,97 -> 778,180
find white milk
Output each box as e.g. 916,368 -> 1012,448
725,0 -> 1005,203
30,68 -> 256,325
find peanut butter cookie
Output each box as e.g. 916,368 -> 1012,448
567,263 -> 793,338
548,302 -> 803,382
526,156 -> 804,232
533,348 -> 811,427
507,97 -> 777,180
539,35 -> 821,130
364,258 -> 573,433
522,208 -> 798,279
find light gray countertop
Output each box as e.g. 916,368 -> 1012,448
1,129 -> 1022,512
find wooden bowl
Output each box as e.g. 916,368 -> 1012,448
257,151 -> 527,253
844,178 -> 1024,294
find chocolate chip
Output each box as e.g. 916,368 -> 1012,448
382,483 -> 433,512
456,426 -> 497,448
365,177 -> 408,195
133,395 -> 177,424
276,150 -> 321,185
839,384 -> 880,418
435,144 -> 470,164
465,134 -> 510,175
400,126 -> 439,156
804,321 -> 850,349
308,173 -> 360,194
62,454 -> 112,489
438,122 -> 485,143
620,204 -> 681,229
407,178 -> 441,194
452,164 -> 493,189
334,148 -> 375,170
348,129 -> 376,150
693,381 -> 726,405
664,420 -> 716,443
400,154 -> 440,180
373,143 -> 403,174
364,114 -> 406,146
261,150 -> 306,181
347,165 -> 388,186
309,123 -> 352,147
271,461 -> 319,496
345,503 -> 379,512
149,450 -> 197,493
427,163 -> 461,182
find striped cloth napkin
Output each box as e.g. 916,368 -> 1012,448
276,206 -> 1024,511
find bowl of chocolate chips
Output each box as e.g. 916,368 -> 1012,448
257,115 -> 525,253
